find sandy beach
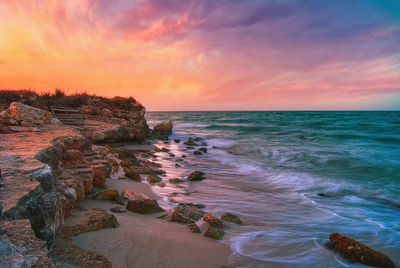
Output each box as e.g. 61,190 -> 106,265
67,178 -> 231,268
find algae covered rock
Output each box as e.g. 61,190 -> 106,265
221,212 -> 242,225
204,227 -> 224,240
203,214 -> 223,228
325,233 -> 394,268
171,203 -> 204,224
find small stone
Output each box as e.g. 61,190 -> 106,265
175,163 -> 181,168
204,227 -> 224,240
203,214 -> 223,228
184,140 -> 198,146
193,151 -> 202,155
161,147 -> 170,152
147,174 -> 162,183
157,182 -> 166,187
188,224 -> 201,233
198,147 -> 207,153
173,139 -> 181,143
169,178 -> 185,183
221,212 -> 242,224
187,171 -> 205,181
110,207 -> 126,213
95,189 -> 119,201
169,153 -> 175,157
201,142 -> 207,146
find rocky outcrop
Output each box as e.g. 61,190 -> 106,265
153,120 -> 173,139
2,102 -> 52,127
221,212 -> 242,225
0,219 -> 54,267
325,233 -> 394,268
50,209 -> 118,267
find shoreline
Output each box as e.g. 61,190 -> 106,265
0,100 -> 234,267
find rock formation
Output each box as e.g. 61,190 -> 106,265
153,120 -> 173,139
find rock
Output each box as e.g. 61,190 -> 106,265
153,120 -> 173,139
0,123 -> 14,134
50,118 -> 62,125
110,207 -> 126,213
192,137 -> 203,142
61,209 -> 119,238
161,147 -> 170,152
126,199 -> 164,214
147,174 -> 162,184
169,153 -> 175,157
174,139 -> 181,143
63,150 -> 83,161
169,178 -> 185,183
204,227 -> 224,240
325,233 -> 394,268
0,115 -> 19,126
95,189 -> 119,201
187,171 -> 205,181
122,189 -> 149,201
171,203 -> 204,224
100,108 -> 113,117
120,157 -> 138,167
193,150 -> 202,155
123,167 -> 141,182
201,142 -> 207,146
7,102 -> 52,126
184,140 -> 198,146
203,214 -> 223,228
92,164 -> 108,187
157,182 -> 166,187
175,163 -> 181,168
188,224 -> 201,233
221,212 -> 242,224
198,147 -> 207,153
182,155 -> 187,158
117,148 -> 137,160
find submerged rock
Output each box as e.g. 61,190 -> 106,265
193,151 -> 202,156
174,139 -> 181,143
184,140 -> 198,146
325,233 -> 394,268
126,199 -> 164,214
203,214 -> 223,228
187,171 -> 205,181
171,203 -> 204,224
198,147 -> 207,153
221,212 -> 242,225
153,120 -> 173,139
204,227 -> 224,240
169,178 -> 185,184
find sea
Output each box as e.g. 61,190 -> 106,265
145,111 -> 400,268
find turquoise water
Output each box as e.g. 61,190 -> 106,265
146,111 -> 400,267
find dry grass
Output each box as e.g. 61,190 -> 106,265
0,89 -> 139,111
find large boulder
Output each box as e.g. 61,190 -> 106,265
6,102 -> 52,126
171,203 -> 204,224
126,199 -> 164,214
153,120 -> 173,139
325,233 -> 394,268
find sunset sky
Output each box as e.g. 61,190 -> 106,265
0,0 -> 399,110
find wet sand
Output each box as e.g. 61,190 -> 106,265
67,177 -> 231,268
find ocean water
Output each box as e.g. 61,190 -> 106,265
145,111 -> 400,267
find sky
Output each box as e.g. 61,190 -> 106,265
0,0 -> 399,111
